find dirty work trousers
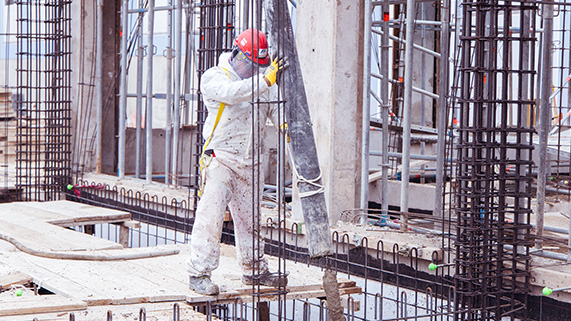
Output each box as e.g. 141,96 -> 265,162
186,151 -> 269,277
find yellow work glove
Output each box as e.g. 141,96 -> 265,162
280,123 -> 290,142
264,55 -> 288,86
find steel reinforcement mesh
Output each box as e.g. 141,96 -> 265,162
64,178 -> 459,321
15,0 -> 72,201
193,0 -> 235,201
454,1 -> 536,320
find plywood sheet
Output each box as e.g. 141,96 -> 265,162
0,295 -> 87,317
0,240 -> 359,307
21,200 -> 131,226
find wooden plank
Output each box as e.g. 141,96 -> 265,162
0,239 -> 360,307
0,271 -> 32,290
0,301 -> 213,321
0,217 -> 123,252
188,286 -> 362,304
118,224 -> 130,247
20,200 -> 131,225
0,203 -> 69,222
0,241 -> 111,300
0,296 -> 87,317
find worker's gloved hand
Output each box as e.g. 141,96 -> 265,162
264,54 -> 289,86
280,123 -> 290,143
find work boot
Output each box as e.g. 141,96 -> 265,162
242,272 -> 288,288
189,275 -> 219,295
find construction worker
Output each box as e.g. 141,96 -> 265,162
186,29 -> 288,295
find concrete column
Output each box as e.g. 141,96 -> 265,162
295,1 -> 364,224
70,0 -> 117,175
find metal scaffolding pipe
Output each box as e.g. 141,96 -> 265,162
171,0 -> 183,185
369,150 -> 455,162
135,0 -> 145,179
95,0 -> 103,173
434,0 -> 450,218
360,0 -> 373,225
146,0 -> 155,183
400,0 -> 416,231
118,0 -> 129,179
164,4 -> 173,184
537,0 -> 554,249
126,3 -> 193,13
380,0 -> 390,225
371,72 -> 439,99
530,223 -> 569,235
371,28 -> 440,58
505,245 -> 569,262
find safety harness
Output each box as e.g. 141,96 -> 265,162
198,67 -> 232,197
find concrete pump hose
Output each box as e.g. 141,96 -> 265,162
0,233 -> 179,261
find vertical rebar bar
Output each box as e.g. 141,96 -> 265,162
360,0 -> 373,225
537,0 -> 554,249
96,0 -> 103,173
435,0 -> 450,219
400,0 -> 416,231
146,0 -> 155,183
118,0 -> 129,179
171,0 -> 183,185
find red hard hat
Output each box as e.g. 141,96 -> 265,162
233,29 -> 270,66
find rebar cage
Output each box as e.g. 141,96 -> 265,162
15,0 -> 72,201
452,1 -> 537,319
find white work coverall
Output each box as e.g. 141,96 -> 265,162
187,52 -> 281,278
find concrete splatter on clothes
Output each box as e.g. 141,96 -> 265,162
186,52 -> 281,278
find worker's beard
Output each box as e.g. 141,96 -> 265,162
229,57 -> 265,79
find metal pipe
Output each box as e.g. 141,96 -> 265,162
380,0 -> 390,226
360,0 -> 373,225
419,3 -> 426,162
371,28 -> 440,58
400,0 -> 416,231
135,0 -> 144,179
118,0 -> 129,179
389,19 -> 442,26
95,0 -> 103,173
146,0 -> 155,183
371,72 -> 439,99
530,223 -> 569,235
171,0 -> 183,185
164,2 -> 173,184
376,29 -> 441,59
369,150 -> 455,162
506,245 -> 569,261
434,0 -> 450,218
126,3 -> 193,13
519,8 -> 532,256
242,0 -> 249,31
537,0 -> 554,249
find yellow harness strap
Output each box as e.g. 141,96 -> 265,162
199,67 -> 232,196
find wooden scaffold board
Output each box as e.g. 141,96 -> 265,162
0,201 -> 361,319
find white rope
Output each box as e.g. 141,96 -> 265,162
286,142 -> 325,199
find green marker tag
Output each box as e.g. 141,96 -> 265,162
542,287 -> 552,296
